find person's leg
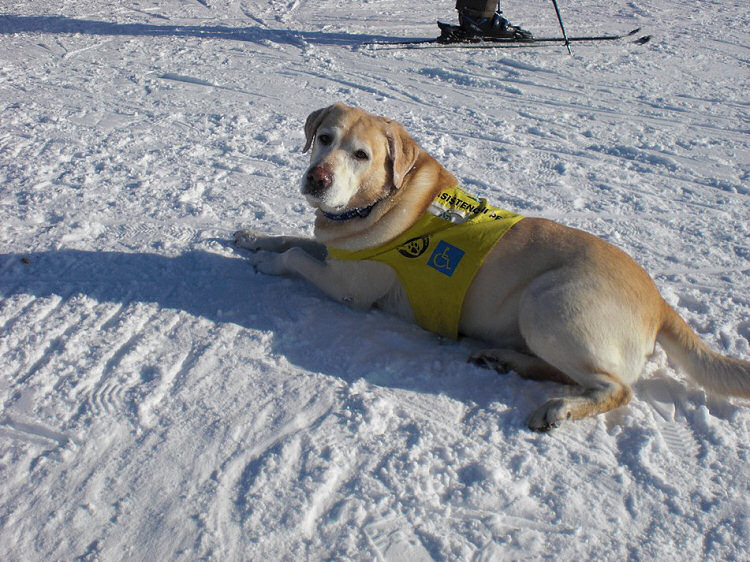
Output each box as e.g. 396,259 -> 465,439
440,0 -> 532,41
455,0 -> 498,19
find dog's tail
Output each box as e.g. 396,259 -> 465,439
657,303 -> 750,398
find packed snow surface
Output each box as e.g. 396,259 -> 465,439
1,1 -> 748,560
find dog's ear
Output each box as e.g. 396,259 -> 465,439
386,121 -> 420,189
303,105 -> 336,153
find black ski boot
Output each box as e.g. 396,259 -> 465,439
438,10 -> 533,43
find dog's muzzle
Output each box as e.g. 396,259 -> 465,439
303,165 -> 333,197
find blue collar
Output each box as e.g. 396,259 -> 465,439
320,201 -> 378,221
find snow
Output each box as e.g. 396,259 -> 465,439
0,0 -> 748,559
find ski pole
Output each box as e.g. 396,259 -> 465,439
550,0 -> 572,54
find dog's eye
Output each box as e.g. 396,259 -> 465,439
353,150 -> 369,161
318,134 -> 332,146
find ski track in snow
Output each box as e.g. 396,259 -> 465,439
1,0 -> 749,560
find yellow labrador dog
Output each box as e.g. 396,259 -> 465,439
235,103 -> 749,431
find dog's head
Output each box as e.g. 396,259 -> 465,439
301,103 -> 420,223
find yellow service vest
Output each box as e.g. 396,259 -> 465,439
327,186 -> 524,339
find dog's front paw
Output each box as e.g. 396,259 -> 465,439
234,229 -> 262,251
252,250 -> 288,276
527,398 -> 572,432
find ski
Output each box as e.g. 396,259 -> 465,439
365,27 -> 650,50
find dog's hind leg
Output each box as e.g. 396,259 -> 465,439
514,268 -> 655,431
471,344 -> 633,430
526,373 -> 632,432
468,349 -> 576,385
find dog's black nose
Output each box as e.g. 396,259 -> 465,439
305,165 -> 332,195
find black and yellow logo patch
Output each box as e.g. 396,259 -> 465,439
398,235 -> 430,258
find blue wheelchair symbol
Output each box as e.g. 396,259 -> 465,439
427,241 -> 465,277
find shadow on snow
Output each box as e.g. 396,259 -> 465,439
0,248 -> 532,421
0,14 -> 405,47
